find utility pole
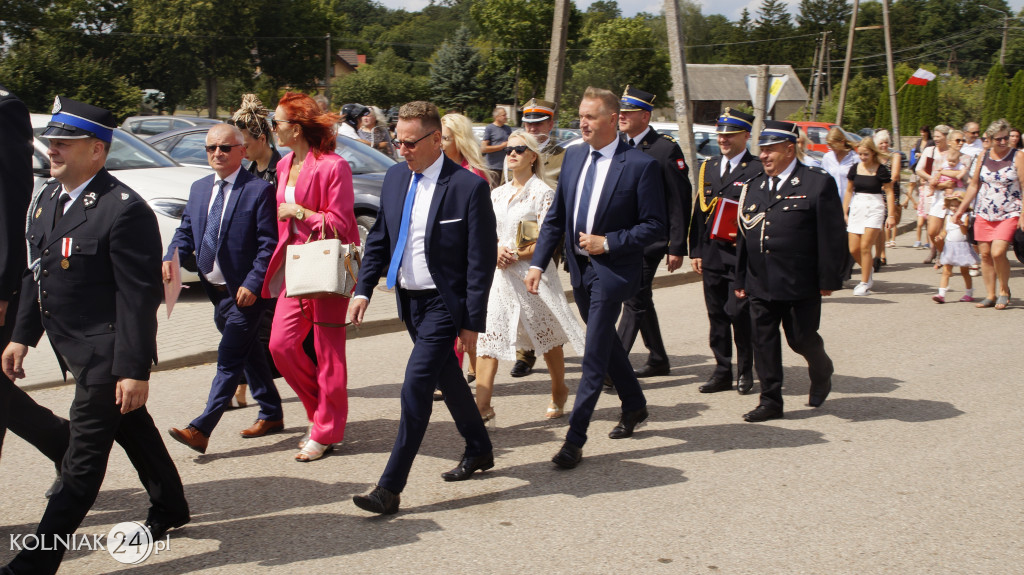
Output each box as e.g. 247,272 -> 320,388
664,0 -> 696,183
324,35 -> 332,107
807,36 -> 821,120
881,0 -> 901,152
544,0 -> 570,111
751,65 -> 770,154
836,0 -> 860,126
1001,15 -> 1008,66
811,32 -> 826,121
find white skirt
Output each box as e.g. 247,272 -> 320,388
928,193 -> 950,218
847,193 -> 886,234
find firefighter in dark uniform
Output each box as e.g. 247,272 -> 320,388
615,85 -> 691,378
1,96 -> 189,575
733,120 -> 847,422
0,84 -> 70,497
688,108 -> 760,394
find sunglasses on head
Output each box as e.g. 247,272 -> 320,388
392,131 -> 436,150
504,145 -> 529,155
205,144 -> 241,153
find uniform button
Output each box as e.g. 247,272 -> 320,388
765,235 -> 770,239
765,250 -> 770,254
41,291 -> 47,298
42,270 -> 49,277
30,234 -> 35,240
43,311 -> 51,318
766,221 -> 771,225
108,323 -> 114,331
43,249 -> 49,256
75,245 -> 81,252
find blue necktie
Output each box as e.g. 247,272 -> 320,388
574,151 -> 602,248
198,180 -> 226,275
386,172 -> 423,289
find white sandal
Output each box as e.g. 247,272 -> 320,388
298,423 -> 313,449
295,439 -> 333,462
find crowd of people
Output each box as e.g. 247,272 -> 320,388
0,76 -> 1020,571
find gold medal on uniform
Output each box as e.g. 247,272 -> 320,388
61,237 -> 73,270
61,258 -> 70,270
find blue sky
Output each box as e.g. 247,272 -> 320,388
380,1 -> 1024,22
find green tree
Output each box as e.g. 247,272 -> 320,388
982,64 -> 1007,126
430,26 -> 484,112
471,0 -> 555,101
332,49 -> 430,110
1007,71 -> 1024,130
752,0 -> 795,65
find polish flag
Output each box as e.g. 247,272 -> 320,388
906,68 -> 936,86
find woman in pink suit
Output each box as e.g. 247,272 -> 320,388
263,92 -> 357,462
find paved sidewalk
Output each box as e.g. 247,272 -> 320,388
2,227 -> 1022,574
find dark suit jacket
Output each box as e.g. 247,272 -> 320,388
14,169 -> 163,381
356,155 -> 497,333
630,129 -> 691,257
532,140 -> 667,302
165,169 -> 277,296
0,84 -> 32,302
734,161 -> 847,301
689,151 -> 762,272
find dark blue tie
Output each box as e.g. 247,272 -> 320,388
387,172 -> 423,289
574,150 -> 602,249
198,180 -> 226,275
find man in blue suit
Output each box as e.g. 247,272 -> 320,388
527,87 -> 667,469
349,101 -> 496,515
162,124 -> 281,454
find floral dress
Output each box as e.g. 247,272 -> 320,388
976,149 -> 1022,223
477,176 -> 585,360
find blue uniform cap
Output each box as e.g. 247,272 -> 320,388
620,85 -> 655,112
716,107 -> 754,134
758,120 -> 800,146
42,96 -> 115,143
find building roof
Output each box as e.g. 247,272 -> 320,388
335,49 -> 361,67
682,64 -> 808,103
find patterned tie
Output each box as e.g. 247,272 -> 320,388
574,151 -> 603,248
197,180 -> 226,275
386,172 -> 423,289
53,193 -> 71,228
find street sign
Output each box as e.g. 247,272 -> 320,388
745,74 -> 789,116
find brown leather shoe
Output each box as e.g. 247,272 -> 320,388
240,419 -> 284,438
168,426 -> 208,454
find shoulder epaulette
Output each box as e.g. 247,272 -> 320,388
660,133 -> 677,144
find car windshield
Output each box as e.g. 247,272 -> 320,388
276,137 -> 394,174
33,127 -> 178,170
693,131 -> 722,158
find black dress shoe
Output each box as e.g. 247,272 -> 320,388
608,406 -> 649,439
432,389 -> 445,402
737,372 -> 755,395
44,474 -> 61,499
551,441 -> 582,469
742,405 -> 784,422
808,378 -> 832,408
510,360 -> 533,378
634,363 -> 670,378
602,375 -> 615,392
698,377 -> 732,393
441,452 -> 494,481
353,485 -> 400,515
145,514 -> 190,539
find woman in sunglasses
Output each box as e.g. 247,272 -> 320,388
261,92 -> 358,461
473,131 -> 584,423
954,119 -> 1024,309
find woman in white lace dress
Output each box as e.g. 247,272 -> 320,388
475,131 -> 585,422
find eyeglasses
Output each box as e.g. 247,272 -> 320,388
205,144 -> 242,153
392,131 -> 436,150
967,131 -> 980,135
441,135 -> 451,142
270,119 -> 294,131
953,139 -> 965,143
993,135 -> 1011,143
504,145 -> 529,156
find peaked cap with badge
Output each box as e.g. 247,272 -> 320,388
521,98 -> 556,123
620,85 -> 655,112
715,107 -> 754,134
42,95 -> 117,142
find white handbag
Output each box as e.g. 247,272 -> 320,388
285,224 -> 361,299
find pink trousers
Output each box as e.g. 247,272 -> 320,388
269,296 -> 349,445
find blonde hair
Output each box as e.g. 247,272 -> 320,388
826,126 -> 856,150
507,129 -> 552,188
873,129 -> 891,146
985,118 -> 1011,139
857,137 -> 891,163
230,94 -> 273,143
441,113 -> 494,187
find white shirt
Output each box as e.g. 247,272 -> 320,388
201,167 -> 241,286
962,138 -> 984,157
822,149 -> 859,198
721,152 -> 744,178
573,138 -> 619,255
58,175 -> 98,215
626,127 -> 651,147
770,158 -> 799,190
397,154 -> 445,290
339,123 -> 360,140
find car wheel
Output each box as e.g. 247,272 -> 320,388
356,214 -> 375,247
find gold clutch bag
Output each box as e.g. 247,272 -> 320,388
516,220 -> 539,249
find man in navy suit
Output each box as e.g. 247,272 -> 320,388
526,87 -> 667,469
162,123 -> 282,454
349,101 -> 496,515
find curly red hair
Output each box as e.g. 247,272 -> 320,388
277,92 -> 339,155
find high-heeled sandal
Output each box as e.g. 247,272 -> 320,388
230,385 -> 247,409
480,408 -> 496,429
545,402 -> 565,419
295,439 -> 333,462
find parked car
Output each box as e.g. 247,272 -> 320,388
792,121 -> 839,154
146,126 -> 396,246
121,115 -> 222,137
29,114 -> 207,282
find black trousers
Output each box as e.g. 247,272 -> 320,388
567,258 -> 647,447
702,266 -> 752,380
617,252 -> 669,367
0,295 -> 70,465
378,290 -> 491,494
748,295 -> 834,411
7,367 -> 188,575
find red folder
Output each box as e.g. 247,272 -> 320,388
709,198 -> 739,242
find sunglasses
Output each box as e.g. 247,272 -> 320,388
270,118 -> 294,130
205,144 -> 242,153
504,145 -> 530,156
392,131 -> 436,150
967,131 -> 980,135
993,135 -> 1011,143
953,139 -> 965,143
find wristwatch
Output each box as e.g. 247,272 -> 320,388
602,238 -> 610,253
295,207 -> 305,220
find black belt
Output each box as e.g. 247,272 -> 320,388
402,288 -> 440,299
210,283 -> 229,293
